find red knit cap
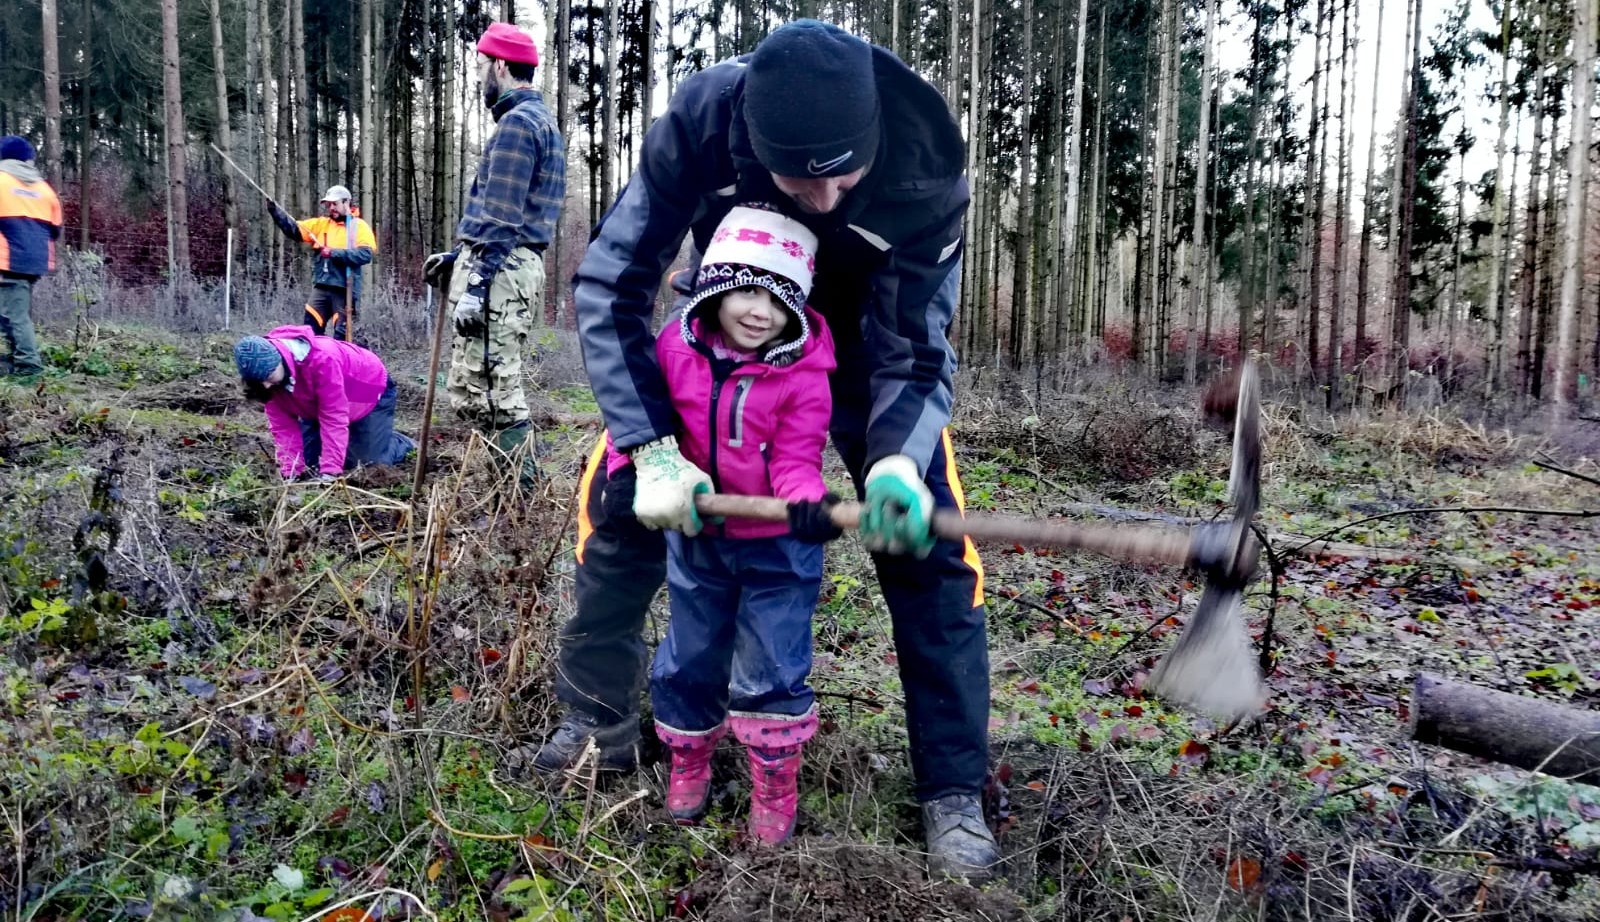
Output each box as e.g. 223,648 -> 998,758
477,22 -> 539,67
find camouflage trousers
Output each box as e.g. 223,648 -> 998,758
446,246 -> 544,431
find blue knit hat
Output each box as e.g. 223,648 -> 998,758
234,336 -> 283,383
0,136 -> 36,163
744,21 -> 880,179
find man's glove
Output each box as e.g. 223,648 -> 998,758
453,282 -> 489,337
601,465 -> 638,523
423,250 -> 457,290
630,436 -> 713,535
788,493 -> 843,544
859,454 -> 935,557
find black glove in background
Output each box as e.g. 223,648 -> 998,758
787,493 -> 843,544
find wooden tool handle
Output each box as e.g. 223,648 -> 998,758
693,493 -> 1194,568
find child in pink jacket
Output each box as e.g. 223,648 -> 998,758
606,205 -> 841,845
234,325 -> 415,479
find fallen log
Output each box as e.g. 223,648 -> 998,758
1409,673 -> 1600,786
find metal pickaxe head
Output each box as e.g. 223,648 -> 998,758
1148,361 -> 1267,723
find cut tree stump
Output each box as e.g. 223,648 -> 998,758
1410,673 -> 1600,786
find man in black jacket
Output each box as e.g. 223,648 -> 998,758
548,20 -> 997,880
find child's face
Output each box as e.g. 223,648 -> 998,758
717,286 -> 789,351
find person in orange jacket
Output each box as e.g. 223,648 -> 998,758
268,184 -> 376,339
0,136 -> 62,378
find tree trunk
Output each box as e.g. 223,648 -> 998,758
1156,0 -> 1181,372
361,0 -> 374,210
1088,10 -> 1108,344
161,0 -> 192,277
78,0 -> 92,251
1184,0 -> 1218,385
1389,0 -> 1424,407
291,0 -> 311,215
1055,0 -> 1089,359
1410,673 -> 1600,786
602,0 -> 620,213
643,0 -> 656,138
1354,0 -> 1389,379
41,0 -> 63,187
1305,0 -> 1328,383
1239,2 -> 1265,358
1327,0 -> 1352,409
210,0 -> 239,243
1036,3 -> 1063,368
1445,136 -> 1466,393
962,0 -> 983,356
1009,0 -> 1035,368
1484,0 -> 1515,397
1533,86 -> 1562,400
1553,0 -> 1595,414
551,0 -> 572,325
1518,20 -> 1549,397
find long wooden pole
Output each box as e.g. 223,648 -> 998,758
410,284 -> 450,497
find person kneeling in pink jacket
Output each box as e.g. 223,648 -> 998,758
234,325 -> 416,480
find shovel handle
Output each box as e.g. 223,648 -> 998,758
693,493 -> 1197,569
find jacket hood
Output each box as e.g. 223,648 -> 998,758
668,304 -> 836,376
0,160 -> 44,183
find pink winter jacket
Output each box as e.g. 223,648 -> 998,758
608,306 -> 836,539
259,324 -> 391,478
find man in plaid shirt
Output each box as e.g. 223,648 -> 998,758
424,21 -> 564,486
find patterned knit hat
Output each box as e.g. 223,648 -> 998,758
234,336 -> 283,383
682,205 -> 819,363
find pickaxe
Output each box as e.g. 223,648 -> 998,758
694,361 -> 1267,722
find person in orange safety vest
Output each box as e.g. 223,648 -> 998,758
267,184 -> 376,340
0,135 -> 62,378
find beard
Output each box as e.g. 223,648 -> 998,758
482,69 -> 501,110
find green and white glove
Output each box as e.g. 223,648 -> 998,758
630,436 -> 714,536
859,454 -> 935,558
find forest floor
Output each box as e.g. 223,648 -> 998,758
1,320 -> 1598,922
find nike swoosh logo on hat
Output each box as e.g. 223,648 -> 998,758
807,151 -> 854,175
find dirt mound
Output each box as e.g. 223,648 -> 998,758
684,844 -> 1025,921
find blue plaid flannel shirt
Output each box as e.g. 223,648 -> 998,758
456,87 -> 566,279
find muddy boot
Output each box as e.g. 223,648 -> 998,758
655,722 -> 727,824
493,422 -> 540,490
729,709 -> 818,845
531,709 -> 640,775
922,793 -> 1000,882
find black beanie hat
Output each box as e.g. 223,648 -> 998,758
744,20 -> 880,179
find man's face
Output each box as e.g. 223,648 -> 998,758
323,198 -> 349,219
480,56 -> 503,108
769,169 -> 867,215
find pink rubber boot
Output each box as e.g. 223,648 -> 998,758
655,722 -> 727,824
728,709 -> 819,846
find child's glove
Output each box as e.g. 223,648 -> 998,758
630,436 -> 713,535
859,454 -> 935,557
787,493 -> 843,544
601,465 -> 638,522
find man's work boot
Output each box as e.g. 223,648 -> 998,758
922,794 -> 1001,882
531,710 -> 640,775
655,722 -> 727,824
493,422 -> 540,490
